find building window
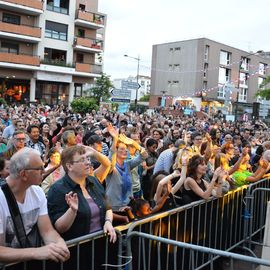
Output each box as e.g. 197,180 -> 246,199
1,42 -> 19,54
78,29 -> 85,37
45,21 -> 68,41
203,81 -> 207,90
240,57 -> 250,71
239,72 -> 248,86
218,67 -> 231,84
204,45 -> 209,62
140,80 -> 145,86
169,64 -> 173,71
174,64 -> 180,71
217,84 -> 225,99
175,47 -> 181,51
169,48 -> 173,51
79,4 -> 86,10
3,13 -> 20,25
47,0 -> 69,14
44,48 -> 67,65
259,63 -> 266,75
74,84 -> 83,97
203,63 -> 208,77
220,50 -> 231,65
76,53 -> 84,63
36,81 -> 69,105
239,88 -> 247,102
258,77 -> 265,89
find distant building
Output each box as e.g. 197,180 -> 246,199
0,0 -> 106,105
150,38 -> 270,117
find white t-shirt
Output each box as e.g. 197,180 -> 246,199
0,185 -> 47,248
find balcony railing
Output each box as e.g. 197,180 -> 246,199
46,4 -> 68,15
41,59 -> 75,68
74,37 -> 103,50
0,20 -> 41,38
0,50 -> 40,66
76,9 -> 105,27
75,62 -> 102,74
1,0 -> 43,11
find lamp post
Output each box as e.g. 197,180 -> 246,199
235,50 -> 263,121
124,54 -> 140,112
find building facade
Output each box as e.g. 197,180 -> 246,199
150,38 -> 270,116
0,0 -> 106,105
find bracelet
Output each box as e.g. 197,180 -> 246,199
105,218 -> 112,224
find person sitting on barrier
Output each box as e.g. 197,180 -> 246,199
231,149 -> 270,187
182,155 -> 226,205
47,145 -> 117,243
0,148 -> 70,265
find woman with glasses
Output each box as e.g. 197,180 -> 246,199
47,145 -> 115,241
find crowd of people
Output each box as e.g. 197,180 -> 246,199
0,103 -> 270,268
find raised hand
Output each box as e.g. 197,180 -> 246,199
118,134 -> 134,145
65,192 -> 78,213
107,123 -> 119,139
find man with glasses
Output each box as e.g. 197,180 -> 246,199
2,131 -> 26,160
0,148 -> 70,265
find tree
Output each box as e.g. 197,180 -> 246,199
90,73 -> 113,105
139,94 -> 150,102
71,97 -> 98,114
256,76 -> 270,99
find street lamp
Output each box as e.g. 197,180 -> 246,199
235,50 -> 263,121
124,54 -> 140,112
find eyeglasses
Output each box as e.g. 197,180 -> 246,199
24,166 -> 44,171
15,138 -> 26,142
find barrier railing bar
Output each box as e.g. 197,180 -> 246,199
127,231 -> 270,267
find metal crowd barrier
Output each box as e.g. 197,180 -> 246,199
3,178 -> 270,270
243,178 -> 270,250
125,177 -> 270,269
127,231 -> 270,270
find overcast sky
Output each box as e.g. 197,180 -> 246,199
99,0 -> 270,80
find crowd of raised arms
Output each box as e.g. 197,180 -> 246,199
0,103 -> 270,267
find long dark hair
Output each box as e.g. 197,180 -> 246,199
187,155 -> 205,180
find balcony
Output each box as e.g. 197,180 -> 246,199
0,50 -> 40,67
74,37 -> 103,53
0,20 -> 41,42
75,62 -> 102,74
75,10 -> 105,29
0,0 -> 43,15
41,58 -> 74,68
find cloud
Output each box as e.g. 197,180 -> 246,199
100,0 -> 270,79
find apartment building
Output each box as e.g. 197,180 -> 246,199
150,38 -> 270,115
0,0 -> 106,105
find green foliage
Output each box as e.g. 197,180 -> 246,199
71,97 -> 98,114
129,103 -> 148,113
111,102 -> 119,111
0,98 -> 6,106
256,76 -> 270,100
90,73 -> 114,105
139,94 -> 150,101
